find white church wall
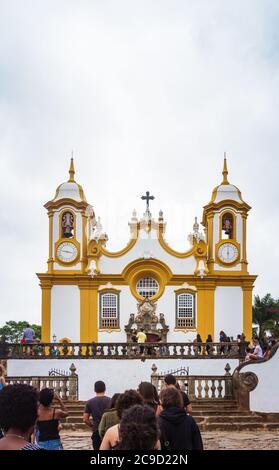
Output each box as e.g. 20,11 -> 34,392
51,285 -> 80,342
243,349 -> 279,412
99,230 -> 196,275
214,287 -> 243,340
7,358 -> 239,401
213,213 -> 219,248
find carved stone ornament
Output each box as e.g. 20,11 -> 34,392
239,372 -> 258,391
125,298 -> 169,342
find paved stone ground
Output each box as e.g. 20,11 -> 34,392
60,430 -> 279,450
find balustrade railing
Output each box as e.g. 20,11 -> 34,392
0,341 -> 247,359
6,363 -> 78,400
151,363 -> 234,400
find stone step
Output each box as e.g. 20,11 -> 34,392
202,415 -> 264,423
199,422 -> 279,431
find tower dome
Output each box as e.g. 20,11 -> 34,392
209,154 -> 244,204
53,158 -> 87,202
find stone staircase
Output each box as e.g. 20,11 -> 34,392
61,400 -> 279,431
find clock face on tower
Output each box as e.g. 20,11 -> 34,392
217,242 -> 239,264
56,241 -> 78,263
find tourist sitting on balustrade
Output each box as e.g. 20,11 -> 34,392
98,393 -> 121,439
117,405 -> 161,450
158,387 -> 203,451
219,331 -> 229,354
100,389 -> 143,450
36,388 -> 68,450
0,383 -> 42,450
247,339 -> 263,361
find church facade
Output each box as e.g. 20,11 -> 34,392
37,157 -> 256,344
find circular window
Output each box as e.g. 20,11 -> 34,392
136,277 -> 159,298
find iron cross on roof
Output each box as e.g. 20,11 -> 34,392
141,191 -> 155,215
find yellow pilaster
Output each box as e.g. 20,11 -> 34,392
243,285 -> 253,341
79,284 -> 98,342
207,214 -> 214,272
41,282 -> 52,342
81,212 -> 88,273
197,284 -> 215,341
241,213 -> 248,273
47,211 -> 54,273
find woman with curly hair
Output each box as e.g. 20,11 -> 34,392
100,390 -> 143,450
0,383 -> 42,450
117,405 -> 160,450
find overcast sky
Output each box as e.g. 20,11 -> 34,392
0,0 -> 279,326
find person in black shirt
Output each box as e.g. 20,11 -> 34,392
164,374 -> 192,415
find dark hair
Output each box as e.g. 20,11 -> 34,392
110,393 -> 121,409
116,390 -> 143,419
196,334 -> 202,342
94,381 -> 106,393
118,405 -> 159,450
138,382 -> 157,410
39,388 -> 54,406
160,387 -> 183,409
207,335 -> 212,342
164,374 -> 176,386
0,384 -> 38,433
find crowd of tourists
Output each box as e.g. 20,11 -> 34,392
0,372 -> 203,451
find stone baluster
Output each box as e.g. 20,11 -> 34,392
204,379 -> 209,398
197,379 -> 202,399
179,345 -> 185,357
173,345 -> 177,356
68,363 -> 78,400
211,379 -> 217,398
217,379 -> 223,398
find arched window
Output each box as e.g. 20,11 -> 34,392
99,292 -> 119,329
176,293 -> 196,328
61,211 -> 74,238
136,277 -> 159,298
221,213 -> 234,239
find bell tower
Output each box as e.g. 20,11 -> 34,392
202,154 -> 251,274
44,158 -> 89,274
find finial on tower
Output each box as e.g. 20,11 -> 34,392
222,152 -> 229,185
68,153 -> 75,182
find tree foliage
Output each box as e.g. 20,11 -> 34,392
0,321 -> 41,343
252,294 -> 279,340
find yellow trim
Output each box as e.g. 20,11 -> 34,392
215,239 -> 240,267
98,287 -> 121,294
122,258 -> 172,301
79,285 -> 98,342
158,232 -> 194,258
54,238 -> 81,267
47,211 -> 54,273
81,212 -> 88,273
174,287 -> 197,294
243,286 -> 253,341
222,154 -> 229,185
59,209 -> 76,240
68,158 -> 75,182
99,235 -> 138,258
45,198 -> 88,211
219,209 -> 237,241
98,329 -> 121,333
41,282 -> 52,342
197,286 -> 215,341
173,328 -> 197,333
207,214 -> 214,270
241,213 -> 248,272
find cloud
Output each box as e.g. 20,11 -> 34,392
0,0 -> 279,325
